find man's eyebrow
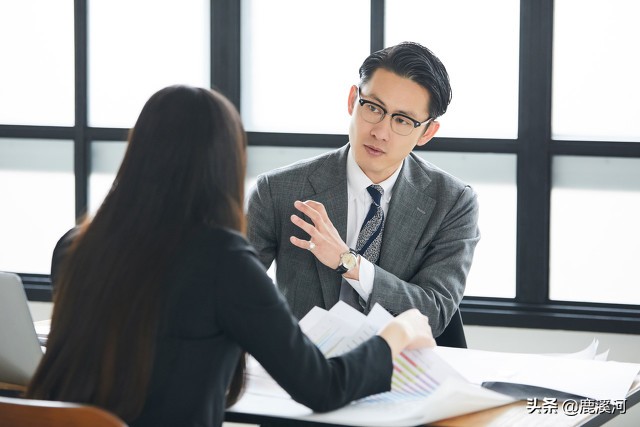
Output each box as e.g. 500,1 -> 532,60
364,92 -> 420,118
360,91 -> 387,109
395,109 -> 419,118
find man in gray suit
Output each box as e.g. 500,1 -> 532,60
247,42 -> 479,337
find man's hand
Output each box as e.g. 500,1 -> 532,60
290,200 -> 352,272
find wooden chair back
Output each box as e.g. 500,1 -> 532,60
0,395 -> 127,427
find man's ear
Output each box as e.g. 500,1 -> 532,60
347,85 -> 358,116
416,120 -> 440,147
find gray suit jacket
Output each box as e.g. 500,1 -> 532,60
247,145 -> 480,336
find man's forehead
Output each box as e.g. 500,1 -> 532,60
362,70 -> 431,118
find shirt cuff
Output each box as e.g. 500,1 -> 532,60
344,256 -> 374,301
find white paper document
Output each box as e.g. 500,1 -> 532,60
435,343 -> 640,401
229,303 -> 640,426
233,355 -> 515,427
230,303 -> 514,426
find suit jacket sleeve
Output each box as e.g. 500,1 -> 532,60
368,185 -> 479,336
247,175 -> 278,270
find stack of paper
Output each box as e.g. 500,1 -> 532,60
300,303 -> 509,404
34,319 -> 50,346
229,303 -> 640,426
435,341 -> 640,402
231,303 -> 515,426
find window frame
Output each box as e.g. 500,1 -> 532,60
2,0 -> 639,334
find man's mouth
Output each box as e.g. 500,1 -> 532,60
364,145 -> 384,156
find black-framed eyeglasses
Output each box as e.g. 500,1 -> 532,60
357,87 -> 433,136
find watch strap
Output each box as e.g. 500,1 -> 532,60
335,249 -> 357,274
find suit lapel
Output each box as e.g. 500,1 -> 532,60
379,154 -> 435,277
307,146 -> 349,308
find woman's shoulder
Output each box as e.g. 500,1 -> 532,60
169,226 -> 259,286
51,226 -> 83,288
189,226 -> 255,256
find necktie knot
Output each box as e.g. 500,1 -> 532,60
367,185 -> 383,207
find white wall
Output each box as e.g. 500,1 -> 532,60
28,301 -> 52,322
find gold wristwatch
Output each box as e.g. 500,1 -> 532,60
335,249 -> 358,274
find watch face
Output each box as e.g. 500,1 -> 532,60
341,252 -> 357,270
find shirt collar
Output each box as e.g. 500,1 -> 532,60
347,147 -> 402,203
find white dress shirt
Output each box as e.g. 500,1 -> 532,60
344,148 -> 402,301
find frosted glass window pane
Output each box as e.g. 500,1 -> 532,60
89,145 -> 328,214
89,0 -> 209,128
89,145 -> 334,214
89,141 -> 127,214
0,1 -> 74,126
0,139 -> 75,274
241,0 -> 370,134
553,0 -> 640,142
415,152 -> 517,298
550,157 -> 640,304
386,0 -> 519,139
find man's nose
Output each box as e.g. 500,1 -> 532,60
370,116 -> 391,141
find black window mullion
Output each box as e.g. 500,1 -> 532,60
552,139 -> 640,158
211,0 -> 241,109
0,125 -> 74,140
371,0 -> 384,52
515,0 -> 554,304
74,0 -> 89,221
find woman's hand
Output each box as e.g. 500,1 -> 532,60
377,309 -> 436,359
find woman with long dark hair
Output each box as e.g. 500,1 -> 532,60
27,85 -> 435,427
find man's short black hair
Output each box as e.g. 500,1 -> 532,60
359,42 -> 452,119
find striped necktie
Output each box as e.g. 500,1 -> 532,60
355,184 -> 385,264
